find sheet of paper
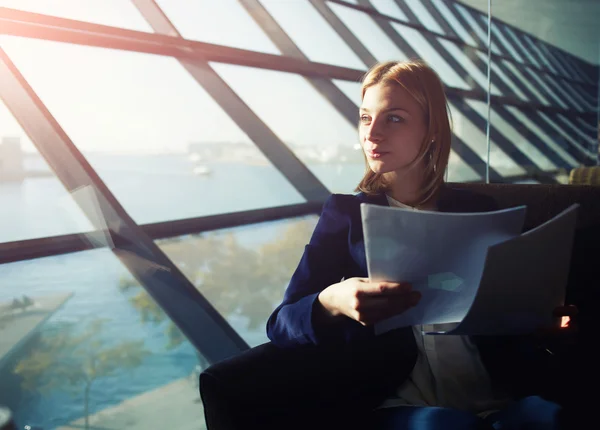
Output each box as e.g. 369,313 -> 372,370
360,204 -> 527,335
427,204 -> 579,335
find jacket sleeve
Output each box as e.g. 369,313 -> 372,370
266,194 -> 370,348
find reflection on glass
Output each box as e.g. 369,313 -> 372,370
0,249 -> 206,429
0,100 -> 92,243
467,100 -> 558,172
155,216 -> 319,347
369,0 -> 409,23
431,0 -> 479,47
259,0 -> 366,69
504,107 -> 580,168
0,0 -> 153,31
453,3 -> 501,55
212,63 -> 365,193
1,37 -> 305,224
475,51 -> 530,101
329,2 -> 409,63
404,0 -> 446,35
449,101 -> 525,177
447,150 -> 481,183
332,79 -> 362,108
154,0 -> 280,54
500,60 -> 552,106
438,39 -> 502,95
390,23 -> 470,90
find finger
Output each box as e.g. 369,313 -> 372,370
357,292 -> 421,311
354,292 -> 421,325
358,281 -> 413,296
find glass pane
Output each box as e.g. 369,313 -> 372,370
539,112 -> 598,163
329,2 -> 409,63
453,2 -> 502,56
332,79 -> 362,108
0,101 -> 92,243
390,23 -> 471,90
0,0 -> 153,32
154,0 -> 280,55
156,216 -> 318,348
448,100 -> 526,177
1,37 -> 305,224
500,59 -> 552,106
466,100 -> 561,172
404,0 -> 446,35
212,63 -> 365,194
447,149 -> 481,183
430,0 -> 479,47
0,249 -> 206,429
437,39 -> 502,95
475,51 -> 530,102
370,0 -> 409,23
259,0 -> 366,69
485,0 -> 600,181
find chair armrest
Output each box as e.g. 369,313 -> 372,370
200,329 -> 416,430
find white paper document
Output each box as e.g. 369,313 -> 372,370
361,203 -> 578,335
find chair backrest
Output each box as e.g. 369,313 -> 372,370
569,166 -> 600,186
448,182 -> 600,230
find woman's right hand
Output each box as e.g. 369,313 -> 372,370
317,277 -> 421,326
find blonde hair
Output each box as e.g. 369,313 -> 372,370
355,60 -> 452,206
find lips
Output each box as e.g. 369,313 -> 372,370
366,150 -> 388,159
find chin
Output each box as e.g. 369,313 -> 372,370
368,161 -> 394,175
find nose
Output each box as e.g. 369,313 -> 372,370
364,118 -> 384,144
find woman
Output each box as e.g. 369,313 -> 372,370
266,60 -> 570,430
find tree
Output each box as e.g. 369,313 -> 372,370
119,218 -> 316,352
14,318 -> 149,430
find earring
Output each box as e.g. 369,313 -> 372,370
429,151 -> 437,173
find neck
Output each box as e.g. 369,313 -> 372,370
384,167 -> 439,209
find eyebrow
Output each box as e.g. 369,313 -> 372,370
359,107 -> 410,114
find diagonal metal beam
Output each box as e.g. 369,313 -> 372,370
0,47 -> 250,364
0,201 -> 324,265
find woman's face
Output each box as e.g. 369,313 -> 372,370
359,82 -> 428,175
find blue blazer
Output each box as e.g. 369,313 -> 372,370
267,186 -> 497,347
266,186 -> 552,399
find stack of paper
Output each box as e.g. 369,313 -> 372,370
361,203 -> 579,335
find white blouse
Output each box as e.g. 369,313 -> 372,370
380,194 -> 510,415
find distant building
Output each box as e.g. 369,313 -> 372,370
0,137 -> 25,182
187,142 -> 268,165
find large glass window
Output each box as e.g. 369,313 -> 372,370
328,2 -> 409,63
154,0 -> 280,54
0,100 -> 92,243
478,0 -> 600,182
0,0 -> 153,31
212,63 -> 364,193
152,216 -> 318,348
259,0 -> 366,69
1,37 -> 306,225
0,249 -> 206,429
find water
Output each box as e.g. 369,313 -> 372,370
0,153 -> 364,428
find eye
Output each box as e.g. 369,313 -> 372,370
360,114 -> 371,125
387,114 -> 403,123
